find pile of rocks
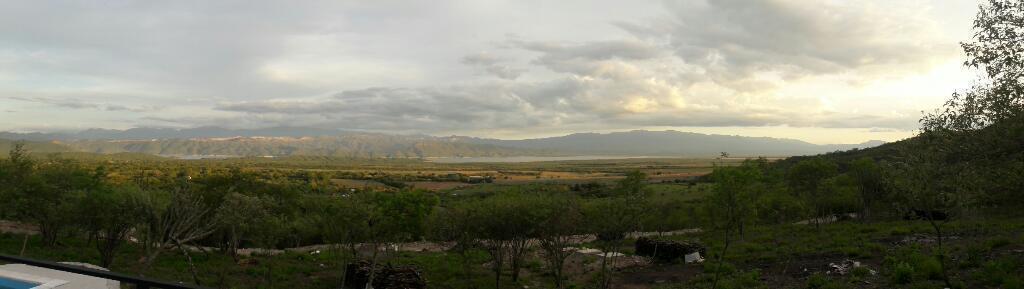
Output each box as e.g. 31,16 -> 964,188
827,259 -> 876,276
344,261 -> 426,289
634,237 -> 706,263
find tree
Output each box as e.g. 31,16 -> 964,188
502,194 -> 544,284
920,0 -> 1024,209
786,158 -> 838,228
847,158 -> 888,221
582,171 -> 649,289
893,135 -> 965,289
585,200 -> 644,288
216,192 -> 268,261
79,185 -> 144,268
136,189 -> 219,272
924,0 -> 1023,132
360,190 -> 437,289
474,197 -> 516,289
816,175 -> 861,220
317,195 -> 371,288
426,202 -> 479,285
23,159 -> 98,246
704,164 -> 760,289
535,196 -> 583,289
0,143 -> 34,254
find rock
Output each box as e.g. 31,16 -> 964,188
634,237 -> 706,262
903,209 -> 948,221
344,261 -> 426,289
827,259 -> 873,276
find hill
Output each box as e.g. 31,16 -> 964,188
0,139 -> 74,155
59,135 -> 555,158
1,128 -> 887,158
450,130 -> 885,157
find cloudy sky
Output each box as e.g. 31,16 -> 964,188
0,0 -> 982,144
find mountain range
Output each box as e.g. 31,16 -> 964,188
0,127 -> 885,158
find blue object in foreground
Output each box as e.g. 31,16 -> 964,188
0,277 -> 39,289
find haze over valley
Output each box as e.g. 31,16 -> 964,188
0,127 -> 884,158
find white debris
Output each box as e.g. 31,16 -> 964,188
684,252 -> 704,263
604,252 -> 624,257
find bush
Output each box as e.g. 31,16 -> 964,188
891,262 -> 914,285
806,273 -> 829,289
889,227 -> 911,236
985,237 -> 1011,250
977,257 -> 1022,287
917,257 -> 944,281
850,266 -> 871,279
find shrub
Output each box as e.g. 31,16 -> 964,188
891,262 -> 914,285
889,227 -> 911,236
850,266 -> 871,279
985,237 -> 1011,250
806,273 -> 829,289
977,257 -> 1022,287
702,262 -> 736,275
917,257 -> 943,280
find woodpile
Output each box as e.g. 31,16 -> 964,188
634,237 -> 706,262
344,261 -> 426,289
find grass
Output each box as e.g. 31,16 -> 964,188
1,216 -> 1022,289
602,215 -> 1024,289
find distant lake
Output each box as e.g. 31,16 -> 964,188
427,156 -> 662,163
163,154 -> 239,160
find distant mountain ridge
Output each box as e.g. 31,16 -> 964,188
448,130 -> 885,157
0,127 -> 886,158
0,126 -> 345,141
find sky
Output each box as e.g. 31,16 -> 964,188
0,0 -> 983,144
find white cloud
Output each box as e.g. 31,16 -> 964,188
0,0 -> 978,143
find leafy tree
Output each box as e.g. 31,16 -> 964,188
924,0 -> 1023,132
79,185 -> 144,268
920,0 -> 1024,209
316,195 -> 371,288
704,164 -> 760,289
535,195 -> 583,289
817,175 -> 861,219
581,171 -> 650,289
359,190 -> 437,289
893,135 -> 966,289
136,189 -> 219,269
216,192 -> 268,261
641,198 -> 693,235
374,189 -> 438,242
586,201 -> 645,287
0,143 -> 34,253
426,202 -> 479,284
754,186 -> 805,225
502,194 -> 544,283
22,159 -> 98,246
786,158 -> 838,228
847,158 -> 888,220
474,196 -> 516,289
